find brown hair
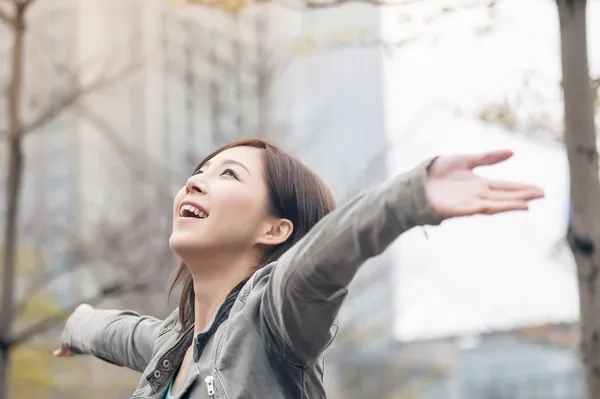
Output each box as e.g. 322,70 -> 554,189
168,138 -> 336,332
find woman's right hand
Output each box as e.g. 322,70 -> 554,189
53,343 -> 75,357
53,303 -> 94,358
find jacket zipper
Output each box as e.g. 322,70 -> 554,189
205,376 -> 215,398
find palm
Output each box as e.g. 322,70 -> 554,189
425,150 -> 544,219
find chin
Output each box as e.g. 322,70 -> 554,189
169,231 -> 202,257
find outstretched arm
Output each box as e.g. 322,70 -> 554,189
58,304 -> 166,373
260,151 -> 544,366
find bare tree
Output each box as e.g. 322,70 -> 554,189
475,1 -> 599,397
182,0 -> 500,12
0,1 -> 160,397
556,1 -> 600,397
3,189 -> 174,398
0,0 -> 514,397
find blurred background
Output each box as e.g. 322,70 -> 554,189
0,0 -> 597,397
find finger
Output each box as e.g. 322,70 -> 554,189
454,200 -> 529,217
53,349 -> 67,357
488,180 -> 545,194
482,187 -> 545,202
53,347 -> 73,357
477,200 -> 530,215
465,150 -> 513,169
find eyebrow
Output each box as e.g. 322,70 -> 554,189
203,159 -> 251,176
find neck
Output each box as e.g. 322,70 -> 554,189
187,252 -> 256,335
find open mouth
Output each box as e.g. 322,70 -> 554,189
179,204 -> 208,219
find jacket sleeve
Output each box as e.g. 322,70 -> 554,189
60,305 -> 165,373
259,160 -> 442,366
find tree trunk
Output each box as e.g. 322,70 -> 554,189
557,0 -> 600,397
0,9 -> 25,399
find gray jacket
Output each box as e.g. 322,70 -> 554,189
61,161 -> 442,399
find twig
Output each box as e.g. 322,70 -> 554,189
10,281 -> 151,347
75,104 -> 183,186
13,59 -> 142,136
0,7 -> 12,25
20,0 -> 36,8
265,0 -> 501,11
14,202 -> 171,316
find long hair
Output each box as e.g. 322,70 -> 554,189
168,138 -> 336,333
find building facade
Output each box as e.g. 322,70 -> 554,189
4,1 -> 587,398
149,2 -> 398,396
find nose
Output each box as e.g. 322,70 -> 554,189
185,175 -> 206,195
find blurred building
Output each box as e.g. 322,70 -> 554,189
333,322 -> 585,399
264,4 -> 397,396
1,0 -> 593,398
161,5 -> 398,396
3,0 -> 396,387
0,0 -> 177,307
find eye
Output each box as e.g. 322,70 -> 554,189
193,169 -> 204,176
221,168 -> 239,179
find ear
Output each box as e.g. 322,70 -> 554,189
256,218 -> 294,247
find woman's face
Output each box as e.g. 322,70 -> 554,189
170,146 -> 274,260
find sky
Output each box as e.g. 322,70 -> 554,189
382,0 -> 599,342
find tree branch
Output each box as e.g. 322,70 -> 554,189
0,7 -> 12,25
14,191 -> 172,317
75,103 -> 182,187
266,0 -> 501,11
13,0 -> 36,12
10,281 -> 150,347
15,60 -> 142,136
20,0 -> 36,8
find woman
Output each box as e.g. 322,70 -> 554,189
54,138 -> 544,399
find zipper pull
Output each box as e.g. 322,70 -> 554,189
205,375 -> 215,398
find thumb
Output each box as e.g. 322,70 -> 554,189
465,150 -> 513,169
53,345 -> 74,357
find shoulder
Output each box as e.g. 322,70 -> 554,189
237,263 -> 276,304
154,308 -> 183,341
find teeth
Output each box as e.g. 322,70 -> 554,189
180,204 -> 208,218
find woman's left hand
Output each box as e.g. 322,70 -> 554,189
425,150 -> 545,219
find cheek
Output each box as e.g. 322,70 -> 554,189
217,191 -> 265,222
173,187 -> 186,214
